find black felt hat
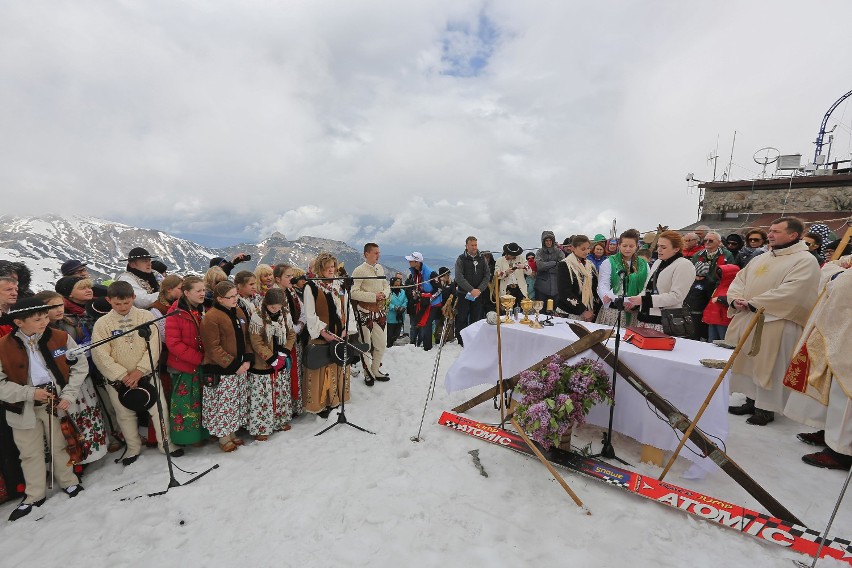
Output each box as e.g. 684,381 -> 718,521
7,297 -> 49,319
85,297 -> 112,320
119,247 -> 157,262
502,242 -> 523,256
113,378 -> 158,413
330,340 -> 369,366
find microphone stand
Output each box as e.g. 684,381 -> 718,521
69,311 -> 219,497
589,262 -> 631,466
311,274 -> 386,437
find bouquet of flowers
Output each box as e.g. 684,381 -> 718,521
515,356 -> 613,450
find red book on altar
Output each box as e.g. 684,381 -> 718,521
623,326 -> 676,351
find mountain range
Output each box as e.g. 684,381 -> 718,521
0,214 -> 383,291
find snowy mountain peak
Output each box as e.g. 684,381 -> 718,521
0,214 -> 364,292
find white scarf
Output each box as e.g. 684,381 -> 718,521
563,253 -> 595,309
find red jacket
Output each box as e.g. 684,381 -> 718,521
165,299 -> 205,373
683,244 -> 704,259
702,264 -> 741,326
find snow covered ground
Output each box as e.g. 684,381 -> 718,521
1,341 -> 850,568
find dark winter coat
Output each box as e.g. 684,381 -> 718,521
534,231 -> 565,298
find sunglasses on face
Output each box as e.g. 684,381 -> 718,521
747,238 -> 762,242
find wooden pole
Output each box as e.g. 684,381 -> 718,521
494,272 -> 506,423
830,224 -> 852,262
510,417 -> 591,514
658,307 -> 765,481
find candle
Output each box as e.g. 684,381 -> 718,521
546,299 -> 554,313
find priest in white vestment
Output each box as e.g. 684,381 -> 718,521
725,218 -> 820,425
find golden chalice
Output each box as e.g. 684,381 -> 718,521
499,295 -> 516,324
519,298 -> 533,324
530,300 -> 544,328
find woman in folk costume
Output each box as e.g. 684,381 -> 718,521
34,289 -> 108,470
494,242 -> 533,306
199,281 -> 253,452
596,229 -> 648,327
783,265 -> 852,469
165,276 -> 210,448
626,231 -> 696,332
556,235 -> 601,322
302,252 -> 358,418
252,264 -> 275,312
247,288 -> 296,439
274,264 -> 308,415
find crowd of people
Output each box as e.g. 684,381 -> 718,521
0,218 -> 850,522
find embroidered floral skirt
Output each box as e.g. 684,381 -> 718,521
291,343 -> 304,416
170,371 -> 210,445
595,306 -> 637,328
247,370 -> 293,436
202,373 -> 248,438
303,363 -> 349,414
69,376 -> 108,464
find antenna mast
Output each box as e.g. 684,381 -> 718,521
813,88 -> 852,164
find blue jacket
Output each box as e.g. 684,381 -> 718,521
387,290 -> 408,324
409,262 -> 442,308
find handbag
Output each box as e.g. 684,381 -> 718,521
624,326 -> 676,350
659,306 -> 695,338
201,373 -> 221,389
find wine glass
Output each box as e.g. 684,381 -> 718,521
530,300 -> 544,328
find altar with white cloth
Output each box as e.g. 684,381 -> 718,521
445,319 -> 735,475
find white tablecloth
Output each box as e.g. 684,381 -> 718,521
445,319 -> 733,474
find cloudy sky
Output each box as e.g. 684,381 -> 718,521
2,1 -> 852,255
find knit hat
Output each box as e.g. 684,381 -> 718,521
55,276 -> 85,298
438,266 -> 450,276
6,297 -> 49,319
119,247 -> 156,262
502,242 -> 523,256
593,234 -> 606,243
60,259 -> 88,276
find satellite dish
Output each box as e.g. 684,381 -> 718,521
753,147 -> 780,178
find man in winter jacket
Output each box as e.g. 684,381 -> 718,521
534,231 -> 565,310
114,247 -> 160,309
453,237 -> 490,346
406,252 -> 440,349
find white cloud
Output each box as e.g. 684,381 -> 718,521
1,0 -> 851,253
